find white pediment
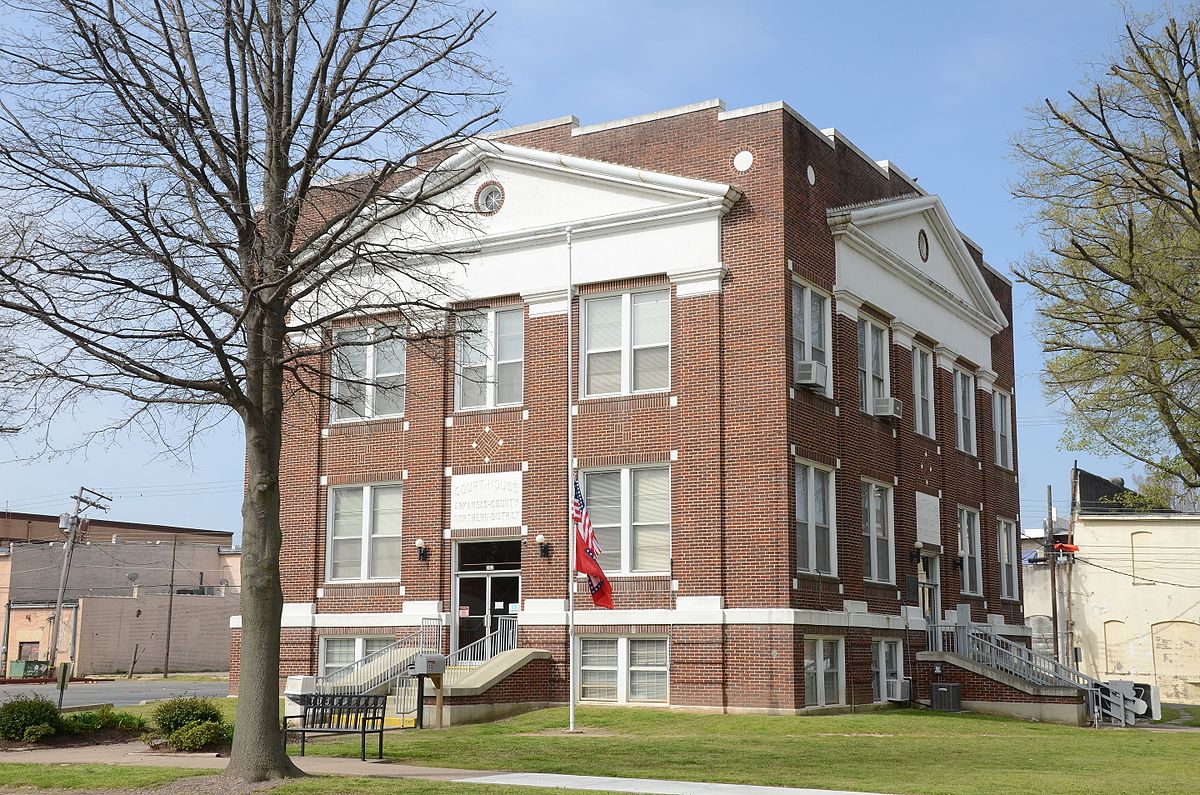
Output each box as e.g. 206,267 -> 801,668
827,194 -> 1007,368
321,142 -> 740,308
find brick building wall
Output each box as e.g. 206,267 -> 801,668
239,99 -> 1027,713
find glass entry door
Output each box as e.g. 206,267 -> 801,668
455,541 -> 520,651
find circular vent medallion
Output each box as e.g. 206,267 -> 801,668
918,229 -> 930,262
733,150 -> 754,172
475,181 -> 504,214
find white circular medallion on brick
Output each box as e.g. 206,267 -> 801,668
807,165 -> 816,185
732,150 -> 753,172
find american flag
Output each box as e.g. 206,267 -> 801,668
571,478 -> 602,554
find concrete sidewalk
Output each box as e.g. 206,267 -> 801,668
0,742 -> 894,795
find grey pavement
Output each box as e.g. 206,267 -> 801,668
0,679 -> 227,707
0,742 -> 895,795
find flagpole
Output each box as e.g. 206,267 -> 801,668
565,225 -> 576,734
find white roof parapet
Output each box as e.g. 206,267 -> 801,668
719,101 -> 834,148
573,98 -> 725,136
822,128 -> 888,177
483,115 -> 579,140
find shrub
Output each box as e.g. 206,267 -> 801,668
0,695 -> 60,741
150,697 -> 223,736
168,720 -> 226,752
61,711 -> 103,734
108,711 -> 148,732
21,723 -> 55,744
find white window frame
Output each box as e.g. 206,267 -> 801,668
581,288 -> 671,398
954,367 -> 976,455
992,389 -> 1013,469
791,280 -> 832,397
958,506 -> 982,596
330,328 -> 406,422
871,639 -> 904,703
795,460 -> 836,576
455,307 -> 525,411
858,317 -> 890,412
912,345 -> 935,438
998,517 -> 1018,600
581,466 -> 671,575
326,482 -> 404,583
861,479 -> 894,584
577,635 -> 669,705
320,635 -> 394,677
803,636 -> 844,707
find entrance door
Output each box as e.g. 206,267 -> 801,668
455,541 -> 521,651
918,553 -> 941,624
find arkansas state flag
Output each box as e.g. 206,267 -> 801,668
572,479 -> 614,609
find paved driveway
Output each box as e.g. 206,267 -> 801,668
0,678 -> 228,707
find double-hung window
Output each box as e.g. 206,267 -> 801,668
321,636 -> 393,677
857,318 -> 889,412
871,639 -> 903,702
331,329 -> 406,421
328,484 -> 403,581
958,506 -> 982,595
796,462 -> 834,575
791,282 -> 830,394
954,368 -> 976,454
583,289 -> 670,397
912,346 -> 935,438
998,518 -> 1018,599
456,308 -> 524,410
583,466 -> 670,574
579,636 -> 668,703
803,637 -> 843,707
993,390 -> 1013,469
861,480 -> 893,584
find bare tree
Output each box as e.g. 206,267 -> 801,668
1015,9 -> 1200,490
0,0 -> 500,781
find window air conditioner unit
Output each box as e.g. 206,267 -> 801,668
885,678 -> 911,702
795,361 -> 828,390
873,396 -> 903,420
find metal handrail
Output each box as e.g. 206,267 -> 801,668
447,615 -> 518,672
317,617 -> 441,695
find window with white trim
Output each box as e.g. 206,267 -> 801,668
331,329 -> 405,421
912,346 -> 935,438
320,636 -> 393,677
796,462 -> 835,575
861,480 -> 893,584
579,636 -> 668,704
871,639 -> 903,702
583,289 -> 670,397
992,390 -> 1012,469
954,367 -> 976,454
582,466 -> 670,574
327,484 -> 403,581
857,318 -> 889,412
803,637 -> 843,707
456,307 -> 524,410
998,518 -> 1018,599
791,282 -> 830,394
958,506 -> 982,595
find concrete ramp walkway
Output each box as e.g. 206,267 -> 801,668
460,772 -> 894,795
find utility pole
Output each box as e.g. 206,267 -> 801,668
162,534 -> 178,678
1046,484 -> 1060,664
48,487 -> 111,669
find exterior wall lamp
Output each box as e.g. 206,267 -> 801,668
535,533 -> 551,558
414,538 -> 429,562
955,549 -> 966,569
910,540 -> 924,562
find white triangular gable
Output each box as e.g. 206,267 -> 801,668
827,195 -> 1007,367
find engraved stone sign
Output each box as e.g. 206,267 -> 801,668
915,491 -> 941,547
450,471 -> 522,529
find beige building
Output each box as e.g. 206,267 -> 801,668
1025,469 -> 1200,704
1,536 -> 240,676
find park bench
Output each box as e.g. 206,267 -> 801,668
285,693 -> 387,760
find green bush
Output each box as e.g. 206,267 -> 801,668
150,697 -> 223,736
21,722 -> 56,744
61,711 -> 103,734
168,720 -> 226,752
0,695 -> 60,741
108,711 -> 148,732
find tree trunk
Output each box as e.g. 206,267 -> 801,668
225,320 -> 303,782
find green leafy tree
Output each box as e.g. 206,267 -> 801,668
1015,9 -> 1200,489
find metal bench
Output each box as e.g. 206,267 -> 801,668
285,693 -> 387,760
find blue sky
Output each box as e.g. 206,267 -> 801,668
0,1 -> 1160,534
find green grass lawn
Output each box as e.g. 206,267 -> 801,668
1156,704 -> 1200,728
294,706 -> 1200,795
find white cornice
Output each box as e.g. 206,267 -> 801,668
668,264 -> 727,297
976,367 -> 998,391
833,289 -> 864,320
891,321 -> 917,350
522,287 -> 569,317
934,345 -> 958,372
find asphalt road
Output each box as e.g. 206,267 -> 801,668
0,678 -> 228,707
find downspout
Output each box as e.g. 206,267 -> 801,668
0,601 -> 11,674
311,362 -> 328,677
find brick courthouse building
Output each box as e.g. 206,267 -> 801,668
231,99 -> 1033,715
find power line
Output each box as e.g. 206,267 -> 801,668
1073,556 -> 1200,589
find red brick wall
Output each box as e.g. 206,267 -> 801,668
913,658 -> 1082,705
